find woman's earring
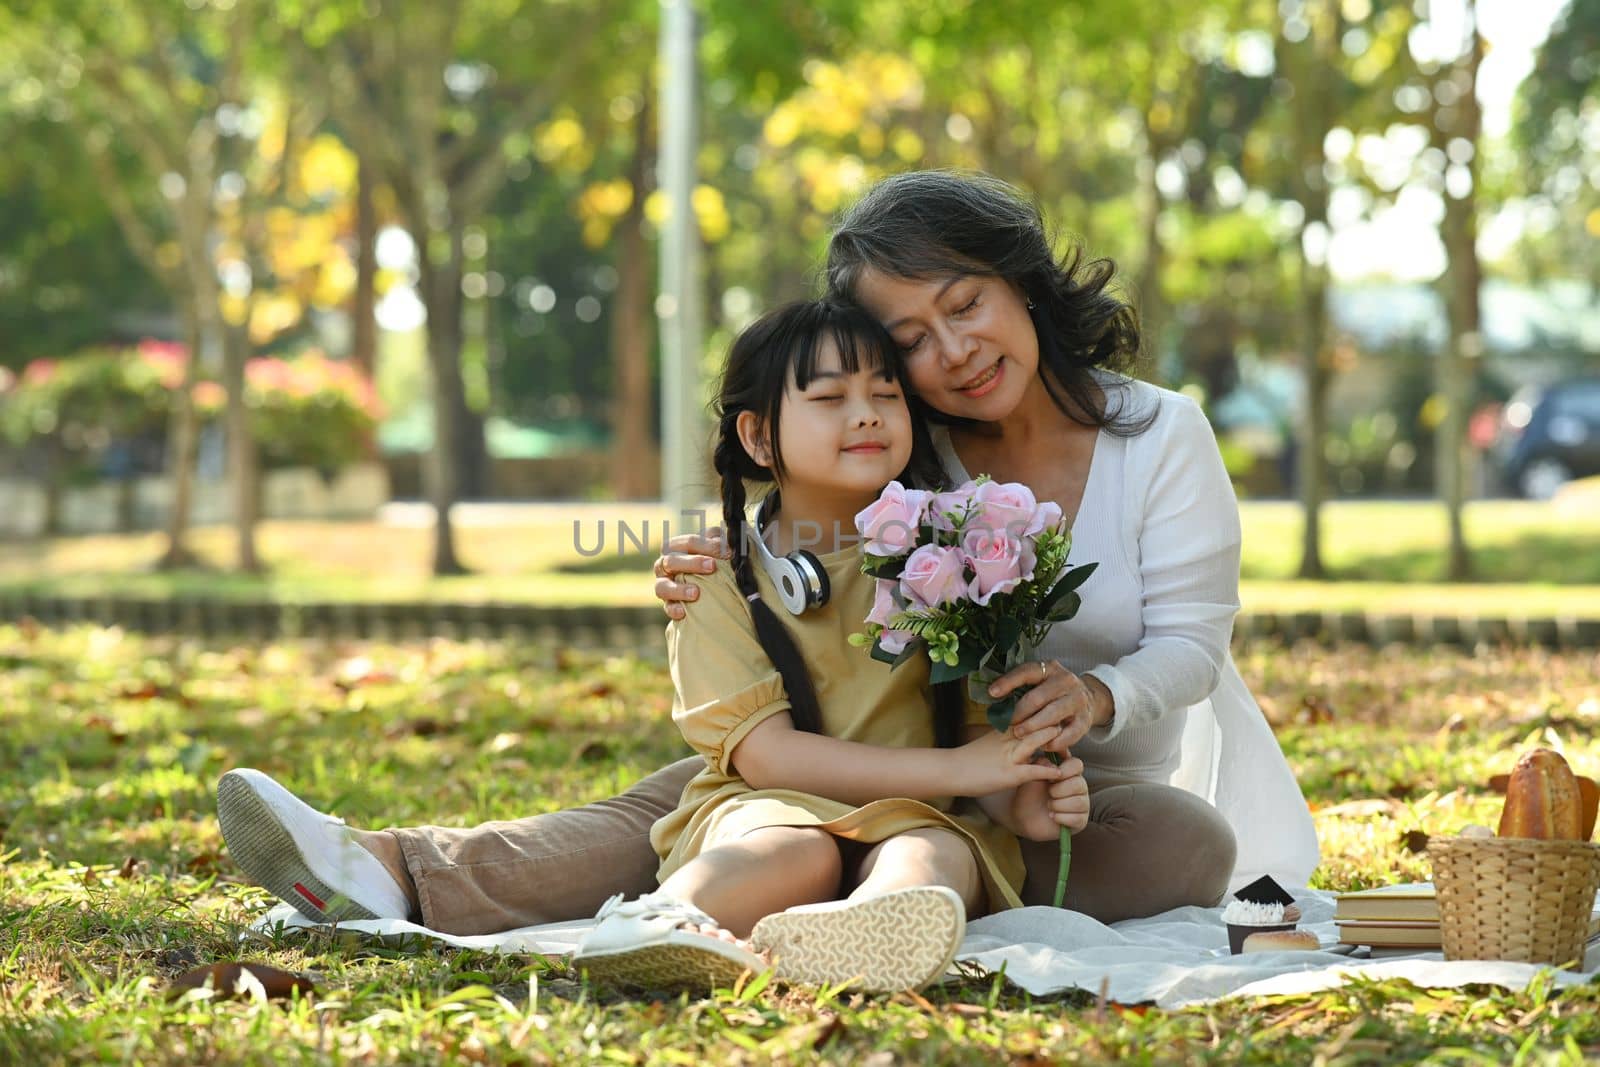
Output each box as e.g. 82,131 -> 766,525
1026,297 -> 1036,310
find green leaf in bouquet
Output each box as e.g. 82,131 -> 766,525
993,616 -> 1025,657
1037,561 -> 1097,618
1056,561 -> 1098,593
985,693 -> 1020,733
869,637 -> 920,669
861,554 -> 908,581
1047,590 -> 1083,623
918,522 -> 943,546
928,642 -> 982,684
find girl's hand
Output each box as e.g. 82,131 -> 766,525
654,527 -> 730,620
988,659 -> 1112,752
950,720 -> 1068,799
1008,756 -> 1090,841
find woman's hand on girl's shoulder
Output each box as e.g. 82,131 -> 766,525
654,526 -> 731,620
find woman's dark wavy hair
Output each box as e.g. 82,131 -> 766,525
713,299 -> 965,748
825,170 -> 1155,436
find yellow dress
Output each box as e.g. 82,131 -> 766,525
649,541 -> 1026,913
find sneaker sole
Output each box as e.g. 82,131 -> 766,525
577,942 -> 766,994
217,771 -> 378,924
750,886 -> 965,993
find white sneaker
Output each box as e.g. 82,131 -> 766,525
217,768 -> 413,923
751,886 -> 966,993
574,893 -> 771,993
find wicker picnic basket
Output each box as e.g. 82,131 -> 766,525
1428,835 -> 1600,968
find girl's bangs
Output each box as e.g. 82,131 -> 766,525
790,308 -> 899,389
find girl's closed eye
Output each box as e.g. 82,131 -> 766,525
953,294 -> 980,316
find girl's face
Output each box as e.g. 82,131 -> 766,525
739,337 -> 914,500
852,268 -> 1040,423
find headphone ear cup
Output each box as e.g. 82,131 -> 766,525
794,550 -> 831,609
771,558 -> 810,615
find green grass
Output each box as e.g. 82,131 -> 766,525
3,499 -> 1599,619
4,624 -> 1600,1063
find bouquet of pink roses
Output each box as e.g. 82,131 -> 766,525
847,476 -> 1096,907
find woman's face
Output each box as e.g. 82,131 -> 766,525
852,268 -> 1039,423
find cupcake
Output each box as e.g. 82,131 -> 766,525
1222,898 -> 1303,955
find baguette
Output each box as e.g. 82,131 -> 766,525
1497,748 -> 1584,841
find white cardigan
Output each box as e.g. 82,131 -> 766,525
932,375 -> 1320,890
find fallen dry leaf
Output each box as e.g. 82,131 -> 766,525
168,962 -> 315,1001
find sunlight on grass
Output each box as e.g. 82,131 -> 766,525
3,624 -> 1599,1063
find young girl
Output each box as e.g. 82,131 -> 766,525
572,300 -> 1087,995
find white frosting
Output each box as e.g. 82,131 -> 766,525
1221,899 -> 1287,925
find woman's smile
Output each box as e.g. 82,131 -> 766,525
957,357 -> 1005,398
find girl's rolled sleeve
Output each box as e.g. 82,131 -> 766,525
666,565 -> 794,774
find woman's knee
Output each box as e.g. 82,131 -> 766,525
1104,784 -> 1235,906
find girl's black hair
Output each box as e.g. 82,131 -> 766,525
714,299 -> 966,748
825,170 -> 1155,436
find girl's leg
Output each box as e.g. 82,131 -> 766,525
847,827 -> 982,914
381,756 -> 705,934
745,828 -> 974,994
658,825 -> 842,939
1017,776 -> 1236,921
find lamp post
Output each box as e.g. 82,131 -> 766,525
658,0 -> 706,519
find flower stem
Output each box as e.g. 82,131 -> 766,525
1047,751 -> 1071,908
1054,825 -> 1072,909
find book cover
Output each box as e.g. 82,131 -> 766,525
1337,922 -> 1442,948
1337,909 -> 1600,949
1333,882 -> 1438,922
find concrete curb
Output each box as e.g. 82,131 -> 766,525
2,593 -> 1599,651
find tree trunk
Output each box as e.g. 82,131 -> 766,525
1295,247 -> 1331,580
222,319 -> 261,573
417,216 -> 470,576
352,150 -> 379,380
611,88 -> 658,500
1435,3 -> 1481,581
1137,119 -> 1169,383
41,437 -> 64,538
1285,0 -> 1341,581
157,307 -> 205,571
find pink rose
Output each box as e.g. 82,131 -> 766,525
927,485 -> 979,533
962,528 -> 1034,605
865,578 -> 900,627
1035,499 -> 1064,534
898,544 -> 970,609
877,628 -> 916,655
970,480 -> 1045,540
854,480 -> 932,557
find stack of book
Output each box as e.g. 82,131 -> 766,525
1334,883 -> 1444,948
1335,882 -> 1600,950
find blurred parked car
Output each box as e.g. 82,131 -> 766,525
1495,378 -> 1600,499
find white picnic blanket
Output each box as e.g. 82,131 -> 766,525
249,888 -> 1599,1009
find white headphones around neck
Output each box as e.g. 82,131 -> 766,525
748,494 -> 831,615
